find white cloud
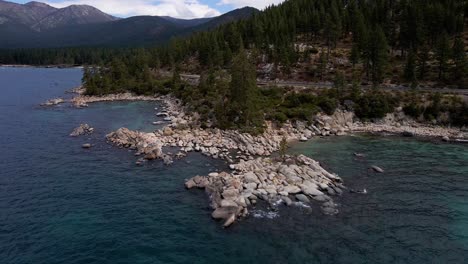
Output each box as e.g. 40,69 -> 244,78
44,0 -> 222,19
217,0 -> 284,10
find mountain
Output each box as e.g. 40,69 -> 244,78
0,1 -> 55,26
0,0 -> 258,48
160,16 -> 212,28
0,1 -> 116,32
34,16 -> 179,47
192,7 -> 258,31
31,4 -> 118,31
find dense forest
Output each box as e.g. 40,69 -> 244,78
2,0 -> 468,130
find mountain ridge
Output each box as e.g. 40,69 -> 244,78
0,0 -> 258,48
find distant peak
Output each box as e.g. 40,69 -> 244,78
67,4 -> 95,9
25,1 -> 54,8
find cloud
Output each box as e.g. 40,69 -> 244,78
44,0 -> 222,19
217,0 -> 284,10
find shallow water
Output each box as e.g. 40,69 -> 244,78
1,67 -> 468,264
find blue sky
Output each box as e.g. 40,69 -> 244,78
9,0 -> 285,18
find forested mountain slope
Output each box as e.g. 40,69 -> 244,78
0,0 -> 258,48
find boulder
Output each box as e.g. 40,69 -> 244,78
371,166 -> 384,173
326,187 -> 336,196
244,172 -> 259,183
41,98 -> 64,106
223,213 -> 236,227
185,179 -> 196,189
222,189 -> 239,199
321,205 -> 339,215
70,124 -> 94,137
283,185 -> 301,194
300,184 -> 324,196
163,127 -> 174,136
312,195 -> 329,202
220,199 -> 238,208
244,182 -> 257,190
282,196 -> 293,206
295,194 -> 310,203
162,155 -> 173,165
82,143 -> 92,149
212,206 -> 238,220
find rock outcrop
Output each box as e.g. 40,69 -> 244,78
185,155 -> 344,227
70,124 -> 94,137
41,98 -> 64,106
106,128 -> 164,162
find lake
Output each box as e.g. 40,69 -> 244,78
1,67 -> 467,264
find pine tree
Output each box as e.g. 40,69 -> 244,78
333,71 -> 346,98
228,45 -> 262,130
452,37 -> 467,88
417,44 -> 430,80
436,33 -> 451,81
350,44 -> 360,68
404,50 -> 417,85
317,51 -> 327,81
369,26 -> 389,86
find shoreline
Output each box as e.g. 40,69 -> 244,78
62,92 -> 467,227
103,95 -> 348,226
71,92 -> 160,108
0,64 -> 83,69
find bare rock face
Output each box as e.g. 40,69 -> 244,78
70,124 -> 94,137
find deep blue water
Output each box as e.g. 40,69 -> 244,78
1,67 -> 468,264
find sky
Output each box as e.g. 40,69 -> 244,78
10,0 -> 285,19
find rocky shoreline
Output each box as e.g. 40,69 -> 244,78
350,109 -> 467,142
60,91 -> 466,226
71,92 -> 159,108
103,94 -> 467,226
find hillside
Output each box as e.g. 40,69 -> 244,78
31,4 -> 117,31
77,0 -> 467,132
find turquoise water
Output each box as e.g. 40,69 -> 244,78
1,67 -> 468,263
